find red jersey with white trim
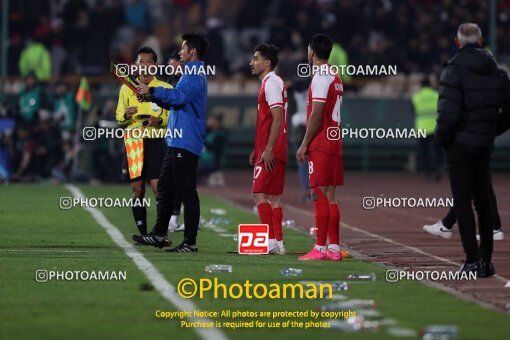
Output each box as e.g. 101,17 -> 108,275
306,64 -> 343,156
254,71 -> 288,163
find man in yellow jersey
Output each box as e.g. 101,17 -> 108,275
412,77 -> 443,181
116,46 -> 172,240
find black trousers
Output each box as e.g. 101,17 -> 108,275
446,144 -> 493,263
418,134 -> 444,179
442,180 -> 501,230
154,147 -> 200,245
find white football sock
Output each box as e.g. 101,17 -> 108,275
170,215 -> 179,226
314,245 -> 327,252
328,244 -> 340,252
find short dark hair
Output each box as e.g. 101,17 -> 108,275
254,44 -> 279,69
182,33 -> 209,59
167,49 -> 180,61
309,34 -> 333,60
136,46 -> 157,63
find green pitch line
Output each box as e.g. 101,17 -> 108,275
1,184 -> 509,340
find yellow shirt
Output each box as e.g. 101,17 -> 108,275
412,87 -> 439,136
115,77 -> 172,132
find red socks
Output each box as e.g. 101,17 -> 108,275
272,207 -> 283,241
328,203 -> 340,245
257,202 -> 274,239
313,188 -> 330,246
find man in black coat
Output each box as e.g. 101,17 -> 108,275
436,23 -> 510,277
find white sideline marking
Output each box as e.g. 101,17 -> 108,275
66,185 -> 227,340
0,249 -> 95,253
218,233 -> 235,238
284,204 -> 509,283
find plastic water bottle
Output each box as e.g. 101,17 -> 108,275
328,316 -> 379,332
209,217 -> 230,225
329,281 -> 350,291
361,320 -> 379,332
309,227 -> 318,236
347,273 -> 376,281
320,299 -> 375,311
328,316 -> 364,332
205,264 -> 232,273
283,219 -> 295,227
210,208 -> 226,215
338,299 -> 376,309
421,325 -> 458,339
281,268 -> 303,277
320,303 -> 345,312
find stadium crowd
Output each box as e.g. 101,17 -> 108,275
2,0 -> 510,183
6,0 -> 510,78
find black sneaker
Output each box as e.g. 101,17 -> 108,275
144,231 -> 171,247
132,234 -> 168,249
458,260 -> 479,275
478,260 -> 495,278
133,234 -> 147,246
165,243 -> 198,253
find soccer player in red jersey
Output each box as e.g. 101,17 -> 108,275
249,44 -> 288,255
296,34 -> 344,261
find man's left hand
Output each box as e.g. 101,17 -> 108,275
296,144 -> 308,164
137,83 -> 150,94
260,149 -> 275,172
137,93 -> 152,102
144,116 -> 162,127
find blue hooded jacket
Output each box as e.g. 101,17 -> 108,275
152,60 -> 207,156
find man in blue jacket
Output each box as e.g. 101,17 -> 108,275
134,33 -> 209,252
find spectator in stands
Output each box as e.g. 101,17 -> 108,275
0,103 -> 16,181
52,81 -> 77,140
84,0 -> 112,74
124,0 -> 149,30
18,39 -> 52,81
33,15 -> 52,46
329,42 -> 351,83
6,0 -> 510,78
412,77 -> 443,181
205,18 -> 227,77
109,0 -> 125,30
32,115 -> 64,180
10,122 -> 35,182
51,140 -> 76,183
172,0 -> 193,34
198,114 -> 227,180
64,3 -> 90,74
7,33 -> 24,76
18,72 -> 45,124
50,17 -> 68,77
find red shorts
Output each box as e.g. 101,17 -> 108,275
252,160 -> 286,195
308,151 -> 343,187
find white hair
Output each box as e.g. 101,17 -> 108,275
457,23 -> 482,47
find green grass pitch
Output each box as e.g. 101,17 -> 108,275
0,184 -> 509,339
